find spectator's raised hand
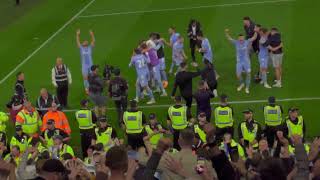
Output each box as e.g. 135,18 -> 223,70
126,159 -> 138,180
291,134 -> 303,145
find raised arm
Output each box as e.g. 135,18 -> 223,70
76,29 -> 81,48
224,29 -> 234,42
89,30 -> 95,47
248,32 -> 258,42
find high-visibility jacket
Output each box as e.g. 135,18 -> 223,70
168,105 -> 188,130
219,139 -> 245,160
75,109 -> 95,130
214,106 -> 233,128
194,124 -> 207,143
10,134 -> 31,153
16,108 -> 42,136
94,127 -> 113,151
286,116 -> 304,138
49,144 -> 74,159
240,122 -> 259,147
123,111 -> 143,134
42,111 -> 71,134
288,144 -> 310,155
4,154 -> 21,166
264,105 -> 282,126
145,124 -> 163,147
0,112 -> 9,132
43,129 -> 64,148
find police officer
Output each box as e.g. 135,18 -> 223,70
193,112 -> 207,145
108,68 -> 128,125
214,94 -> 234,140
263,96 -> 283,147
76,99 -> 97,157
10,125 -> 30,153
238,109 -> 262,149
15,72 -> 27,101
51,57 -> 72,108
91,117 -> 119,152
49,135 -> 74,159
219,133 -> 245,161
123,100 -> 146,150
0,112 -> 9,133
144,113 -> 169,148
40,119 -> 70,149
167,96 -> 188,150
36,88 -> 60,117
284,107 -> 305,140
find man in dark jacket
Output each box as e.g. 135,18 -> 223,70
88,65 -> 107,118
108,68 -> 128,125
187,19 -> 202,65
36,88 -> 60,117
15,72 -> 27,101
201,59 -> 218,97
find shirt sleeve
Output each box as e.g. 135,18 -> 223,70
238,123 -> 243,139
51,68 -> 57,87
91,111 -> 97,124
171,80 -> 178,96
67,67 -> 72,84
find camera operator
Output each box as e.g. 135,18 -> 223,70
108,68 -> 128,125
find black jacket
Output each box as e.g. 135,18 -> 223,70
88,73 -> 104,94
171,70 -> 201,97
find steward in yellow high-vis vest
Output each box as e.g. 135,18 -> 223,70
40,119 -> 70,149
15,102 -> 42,137
238,109 -> 262,148
48,135 -> 74,159
92,117 -> 119,152
123,100 -> 146,150
214,94 -> 234,140
75,99 -> 97,157
219,134 -> 245,160
10,125 -> 31,153
4,145 -> 21,166
167,96 -> 189,150
143,113 -> 169,148
193,113 -> 209,145
285,107 -> 305,139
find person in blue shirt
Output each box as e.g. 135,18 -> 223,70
258,28 -> 272,88
197,32 -> 213,64
129,48 -> 155,105
164,27 -> 182,74
225,28 -> 257,94
76,29 -> 95,95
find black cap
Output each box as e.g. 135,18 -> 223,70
175,96 -> 182,102
42,159 -> 66,173
15,125 -> 22,131
288,107 -> 299,113
99,117 -> 107,122
80,99 -> 89,106
149,113 -> 156,120
90,65 -> 99,71
198,112 -> 206,118
113,68 -> 120,76
47,119 -> 55,125
268,96 -> 276,104
242,109 -> 253,114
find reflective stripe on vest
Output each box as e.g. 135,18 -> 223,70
76,110 -> 94,129
214,106 -> 233,128
44,129 -> 61,148
95,127 -> 113,151
124,111 -> 143,134
194,124 -> 207,143
145,124 -> 163,146
288,144 -> 310,155
264,105 -> 282,126
286,116 -> 303,138
18,111 -> 39,135
168,106 -> 188,130
240,122 -> 258,143
55,65 -> 68,82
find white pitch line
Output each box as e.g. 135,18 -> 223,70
78,0 -> 295,18
0,0 -> 96,85
62,97 -> 320,112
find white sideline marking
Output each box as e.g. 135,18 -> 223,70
0,0 -> 96,84
78,0 -> 295,18
62,97 -> 320,112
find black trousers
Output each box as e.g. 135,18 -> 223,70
80,128 -> 95,158
127,133 -> 145,150
215,126 -> 234,141
182,95 -> 193,118
57,83 -> 68,107
190,39 -> 202,62
114,97 -> 127,124
173,129 -> 181,151
264,125 -> 281,148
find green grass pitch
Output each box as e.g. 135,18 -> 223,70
0,0 -> 319,156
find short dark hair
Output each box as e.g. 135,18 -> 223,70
95,143 -> 104,151
130,100 -> 138,109
238,34 -> 244,37
197,31 -> 203,37
154,32 -> 161,39
180,62 -> 187,68
220,94 -> 228,103
113,68 -> 120,76
258,158 -> 287,180
140,42 -> 147,49
179,128 -> 195,146
243,16 -> 251,20
61,153 -> 73,161
169,26 -> 176,30
256,24 -> 262,28
261,28 -> 268,33
105,146 -> 128,171
134,48 -> 141,54
175,96 -> 182,102
271,27 -> 278,31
